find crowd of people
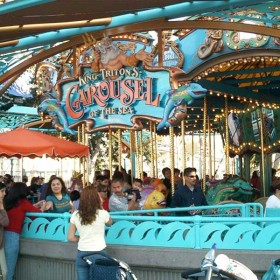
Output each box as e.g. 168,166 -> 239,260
1,165 -> 280,279
0,166 -> 205,279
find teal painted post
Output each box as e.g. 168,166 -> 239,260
193,215 -> 202,249
63,212 -> 70,242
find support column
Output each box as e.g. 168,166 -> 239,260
243,154 -> 251,181
263,154 -> 272,197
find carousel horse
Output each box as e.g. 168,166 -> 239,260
206,176 -> 253,205
139,176 -> 253,216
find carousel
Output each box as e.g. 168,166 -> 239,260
0,0 -> 279,198
1,1 -> 280,278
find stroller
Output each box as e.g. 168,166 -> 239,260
262,259 -> 280,280
82,252 -> 137,280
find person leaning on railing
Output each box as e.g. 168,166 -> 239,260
44,176 -> 73,213
3,182 -> 46,280
68,187 -> 112,280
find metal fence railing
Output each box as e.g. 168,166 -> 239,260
22,203 -> 280,250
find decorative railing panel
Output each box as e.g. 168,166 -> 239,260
22,203 -> 280,250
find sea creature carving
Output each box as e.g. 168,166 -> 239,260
198,29 -> 223,59
38,99 -> 76,135
143,190 -> 166,210
206,176 -> 253,205
157,83 -> 207,131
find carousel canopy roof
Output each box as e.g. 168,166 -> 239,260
0,0 -> 278,52
0,0 -> 279,143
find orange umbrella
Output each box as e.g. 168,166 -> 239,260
0,128 -> 88,158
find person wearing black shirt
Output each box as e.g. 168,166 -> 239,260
171,167 -> 208,216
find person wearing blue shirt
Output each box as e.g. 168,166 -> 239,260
171,167 -> 208,216
45,177 -> 72,213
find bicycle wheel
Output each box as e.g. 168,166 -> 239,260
181,268 -> 240,279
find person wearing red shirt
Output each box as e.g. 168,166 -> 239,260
4,182 -> 46,280
97,184 -> 110,211
250,171 -> 261,199
0,182 -> 9,280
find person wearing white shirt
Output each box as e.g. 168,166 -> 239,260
68,187 -> 112,280
266,184 -> 280,208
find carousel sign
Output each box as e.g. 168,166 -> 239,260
66,67 -> 161,120
41,64 -> 171,134
38,36 -> 206,134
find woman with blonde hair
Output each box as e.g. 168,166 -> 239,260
68,187 -> 112,280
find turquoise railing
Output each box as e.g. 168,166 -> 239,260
110,203 -> 264,217
22,203 -> 280,250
